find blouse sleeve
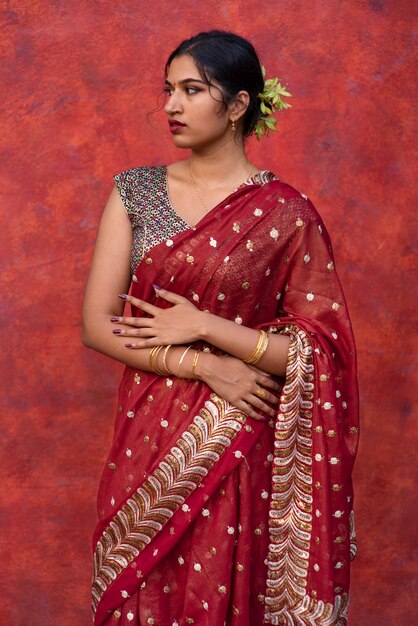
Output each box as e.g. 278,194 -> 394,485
113,168 -> 143,230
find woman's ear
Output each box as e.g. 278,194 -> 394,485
230,90 -> 250,122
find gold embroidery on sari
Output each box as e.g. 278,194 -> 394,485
264,326 -> 349,625
92,395 -> 247,614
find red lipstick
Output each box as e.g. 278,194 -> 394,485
169,120 -> 186,133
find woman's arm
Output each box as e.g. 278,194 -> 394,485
82,189 -> 201,370
112,287 -> 290,376
199,310 -> 290,376
82,186 -> 146,366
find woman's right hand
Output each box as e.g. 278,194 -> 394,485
196,353 -> 282,421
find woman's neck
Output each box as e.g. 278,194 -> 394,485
188,137 -> 253,190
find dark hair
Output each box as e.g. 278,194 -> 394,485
165,31 -> 264,137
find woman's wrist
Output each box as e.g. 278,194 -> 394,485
193,351 -> 216,382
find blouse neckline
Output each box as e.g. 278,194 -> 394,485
163,166 -> 277,230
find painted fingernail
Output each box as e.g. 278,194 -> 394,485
118,294 -> 128,300
125,343 -> 134,348
153,283 -> 161,291
111,317 -> 119,322
112,329 -> 122,335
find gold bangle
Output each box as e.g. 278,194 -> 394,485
191,350 -> 200,380
149,346 -> 164,374
155,345 -> 167,375
177,346 -> 193,378
244,330 -> 269,365
161,345 -> 172,375
252,331 -> 269,365
149,346 -> 158,372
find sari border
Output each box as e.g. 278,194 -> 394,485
263,326 -> 350,625
92,395 -> 248,618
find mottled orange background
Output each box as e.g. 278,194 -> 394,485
1,1 -> 416,624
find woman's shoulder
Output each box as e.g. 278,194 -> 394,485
262,174 -> 323,225
114,164 -> 166,185
113,165 -> 168,216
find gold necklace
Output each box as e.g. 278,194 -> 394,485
187,161 -> 256,213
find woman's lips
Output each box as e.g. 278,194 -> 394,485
169,120 -> 186,133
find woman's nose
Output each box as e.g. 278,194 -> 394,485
164,91 -> 182,116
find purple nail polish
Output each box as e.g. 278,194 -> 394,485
153,283 -> 161,291
112,329 -> 122,335
125,343 -> 134,348
118,294 -> 128,300
111,317 -> 119,322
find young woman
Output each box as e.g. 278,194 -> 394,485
83,31 -> 358,626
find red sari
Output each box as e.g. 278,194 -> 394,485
92,173 -> 358,625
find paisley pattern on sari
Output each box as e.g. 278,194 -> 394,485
92,167 -> 359,625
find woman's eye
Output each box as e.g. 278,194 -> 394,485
186,87 -> 200,95
163,87 -> 174,96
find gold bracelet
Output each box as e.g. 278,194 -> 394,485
149,346 -> 165,375
155,345 -> 167,375
244,329 -> 269,365
149,346 -> 159,372
253,330 -> 269,365
191,350 -> 200,380
161,344 -> 172,375
177,346 -> 193,378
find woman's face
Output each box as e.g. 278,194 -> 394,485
164,54 -> 233,151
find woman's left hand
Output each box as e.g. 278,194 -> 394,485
111,287 -> 203,348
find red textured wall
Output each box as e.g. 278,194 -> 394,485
1,1 -> 416,624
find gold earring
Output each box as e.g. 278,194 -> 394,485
231,119 -> 236,132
